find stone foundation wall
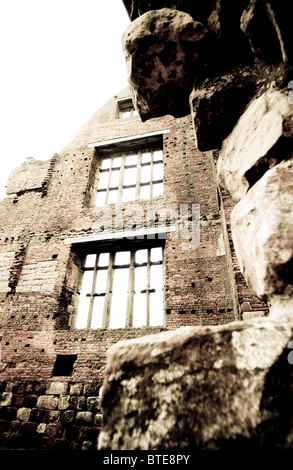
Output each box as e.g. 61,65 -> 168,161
0,380 -> 101,450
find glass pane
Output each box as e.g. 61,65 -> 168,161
80,271 -> 94,294
152,182 -> 163,198
151,247 -> 163,263
84,254 -> 96,268
135,265 -> 147,292
133,292 -> 147,327
153,150 -> 163,161
115,251 -> 130,265
141,164 -> 151,183
109,267 -> 129,328
109,169 -> 120,188
141,152 -> 152,163
149,291 -> 163,326
96,190 -> 106,207
91,296 -> 104,328
112,156 -> 122,168
124,167 -> 137,186
140,184 -> 150,199
150,263 -> 163,289
98,253 -> 109,267
95,269 -> 108,293
98,171 -> 109,190
122,187 -> 136,202
76,295 -> 90,329
101,158 -> 111,169
136,249 -> 148,265
125,153 -> 138,166
108,189 -> 118,204
153,162 -> 163,181
122,110 -> 131,119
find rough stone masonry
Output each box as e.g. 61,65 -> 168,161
99,0 -> 293,449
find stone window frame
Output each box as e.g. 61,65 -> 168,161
68,238 -> 166,330
116,96 -> 138,119
88,131 -> 169,206
94,146 -> 163,206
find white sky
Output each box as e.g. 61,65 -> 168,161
0,0 -> 130,199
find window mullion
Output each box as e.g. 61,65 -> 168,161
105,157 -> 113,204
146,249 -> 151,326
102,253 -> 115,327
150,150 -> 154,199
136,151 -> 142,199
118,153 -> 125,203
87,255 -> 98,328
125,251 -> 135,327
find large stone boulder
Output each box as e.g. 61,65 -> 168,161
231,159 -> 293,316
217,87 -> 293,201
121,8 -> 208,121
98,317 -> 293,449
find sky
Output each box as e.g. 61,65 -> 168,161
0,0 -> 130,199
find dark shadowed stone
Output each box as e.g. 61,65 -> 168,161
98,317 -> 293,449
122,8 -> 208,121
75,411 -> 93,426
231,159 -> 293,316
191,64 -> 291,153
241,0 -> 292,65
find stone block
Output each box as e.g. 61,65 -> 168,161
34,383 -> 47,394
23,394 -> 38,407
231,159 -> 293,315
218,87 -> 293,201
87,396 -> 101,412
83,383 -> 99,396
75,411 -> 93,426
11,420 -> 21,432
190,65 -> 263,152
14,394 -> 24,407
46,382 -> 68,396
19,421 -> 37,435
122,8 -> 208,121
94,413 -> 102,427
0,392 -> 12,406
82,440 -> 93,451
16,407 -> 31,422
36,423 -> 46,434
98,318 -> 293,450
43,410 -> 60,423
5,383 -> 17,393
70,396 -> 86,410
242,311 -> 265,321
0,419 -> 9,433
60,410 -> 76,423
36,395 -> 58,410
30,408 -> 45,423
58,396 -> 70,410
45,423 -> 62,438
69,383 -> 83,396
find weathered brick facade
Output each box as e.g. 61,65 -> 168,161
0,87 -> 266,449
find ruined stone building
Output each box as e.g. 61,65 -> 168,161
0,80 -> 267,450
